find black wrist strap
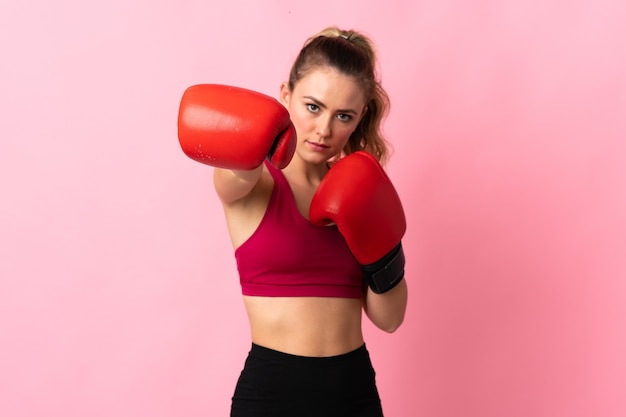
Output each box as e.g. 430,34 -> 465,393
362,243 -> 405,294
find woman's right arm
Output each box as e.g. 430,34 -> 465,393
177,84 -> 295,248
213,166 -> 264,205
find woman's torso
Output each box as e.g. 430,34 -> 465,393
222,164 -> 364,357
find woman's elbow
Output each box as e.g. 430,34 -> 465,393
369,308 -> 405,333
366,280 -> 408,333
379,313 -> 405,333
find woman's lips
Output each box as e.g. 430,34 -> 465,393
307,141 -> 329,152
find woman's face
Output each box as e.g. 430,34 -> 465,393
280,67 -> 367,165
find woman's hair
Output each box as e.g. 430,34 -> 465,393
288,27 -> 391,164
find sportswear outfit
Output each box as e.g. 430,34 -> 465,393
230,161 -> 384,417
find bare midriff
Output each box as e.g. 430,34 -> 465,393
243,296 -> 364,357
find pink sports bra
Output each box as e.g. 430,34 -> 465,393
235,161 -> 363,298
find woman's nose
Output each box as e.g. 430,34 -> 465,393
316,116 -> 332,138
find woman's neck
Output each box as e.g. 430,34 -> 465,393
282,155 -> 329,187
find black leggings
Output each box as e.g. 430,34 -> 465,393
231,343 -> 384,417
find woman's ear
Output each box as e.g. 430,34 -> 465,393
359,105 -> 369,122
279,82 -> 291,106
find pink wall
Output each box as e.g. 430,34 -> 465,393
1,1 -> 625,416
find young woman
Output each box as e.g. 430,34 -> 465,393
178,27 -> 408,417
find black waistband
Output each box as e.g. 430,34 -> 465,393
249,343 -> 369,366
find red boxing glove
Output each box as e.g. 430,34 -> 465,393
310,151 -> 406,294
178,84 -> 296,170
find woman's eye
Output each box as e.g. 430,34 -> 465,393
337,113 -> 352,122
306,104 -> 319,112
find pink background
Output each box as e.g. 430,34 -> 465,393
1,1 -> 625,416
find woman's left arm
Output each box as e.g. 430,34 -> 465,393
362,279 -> 408,333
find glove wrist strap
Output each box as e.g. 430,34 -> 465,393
362,243 -> 405,294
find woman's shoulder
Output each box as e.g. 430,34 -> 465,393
219,164 -> 276,249
213,161 -> 274,206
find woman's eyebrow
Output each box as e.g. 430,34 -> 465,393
303,96 -> 359,115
